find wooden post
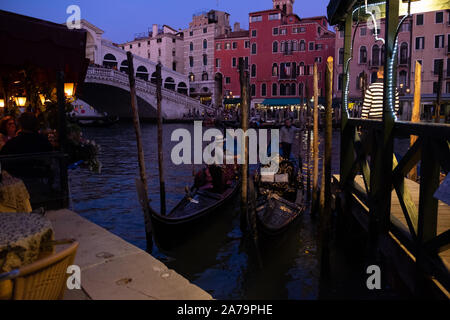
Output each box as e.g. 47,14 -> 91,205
305,83 -> 312,203
156,63 -> 167,215
126,52 -> 154,251
434,60 -> 443,123
409,61 -> 421,181
312,63 -> 319,213
239,58 -> 249,231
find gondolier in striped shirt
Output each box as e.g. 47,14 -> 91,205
361,66 -> 400,119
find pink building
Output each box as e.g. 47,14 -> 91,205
334,10 -> 450,120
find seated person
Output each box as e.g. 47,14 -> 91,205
194,166 -> 213,191
0,116 -> 17,150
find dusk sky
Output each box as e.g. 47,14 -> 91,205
1,0 -> 330,43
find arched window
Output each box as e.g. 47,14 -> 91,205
251,43 -> 257,54
251,84 -> 256,97
272,63 -> 278,77
190,42 -> 194,51
399,70 -> 407,88
272,83 -> 277,96
189,56 -> 194,67
299,83 -> 304,97
251,64 -> 256,77
399,42 -> 408,65
103,53 -> 117,68
372,45 -> 380,66
261,83 -> 267,96
291,83 -> 296,96
280,41 -> 285,53
280,84 -> 286,96
338,48 -> 344,65
203,39 -> 208,49
203,54 -> 208,66
299,62 -> 305,76
273,41 -> 278,53
359,46 -> 367,64
136,66 -> 149,81
202,72 -> 208,81
189,73 -> 195,82
120,60 -> 129,73
164,77 -> 176,90
292,41 -> 298,51
299,40 -> 306,51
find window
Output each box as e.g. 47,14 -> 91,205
399,42 -> 408,64
172,62 -> 177,71
190,42 -> 194,51
158,48 -> 161,57
339,30 -> 344,38
203,39 -> 208,49
147,41 -> 150,45
293,27 -> 305,34
203,27 -> 208,33
269,13 -> 280,20
273,27 -> 279,35
292,41 -> 298,51
138,43 -> 141,48
359,46 -> 367,64
299,40 -> 306,51
251,64 -> 256,77
315,57 -> 322,64
273,41 -> 278,53
446,82 -> 450,94
436,11 -> 443,23
433,82 -> 440,94
272,63 -> 278,76
360,27 -> 366,36
172,49 -> 176,57
189,56 -> 194,67
338,74 -> 343,91
400,22 -> 411,32
315,44 -> 323,50
435,35 -> 444,48
280,84 -> 286,96
225,77 -> 231,84
448,58 -> 450,77
203,54 -> 208,66
298,62 -> 305,76
216,43 -> 221,50
189,73 -> 195,82
216,59 -> 221,68
372,45 -> 380,66
280,29 -> 287,35
232,42 -> 237,49
272,83 -> 277,96
172,39 -> 176,43
434,59 -> 443,75
189,30 -> 194,36
232,57 -> 237,67
251,16 -> 262,22
251,43 -> 257,54
399,70 -> 407,88
251,84 -> 256,97
202,72 -> 208,81
416,14 -> 424,25
225,42 -> 231,50
130,44 -> 133,49
261,84 -> 267,96
309,42 -> 314,51
415,37 -> 425,50
251,30 -> 257,37
157,38 -> 162,43
299,83 -> 304,97
245,41 -> 250,48
244,57 -> 249,69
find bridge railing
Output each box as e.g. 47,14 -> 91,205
339,117 -> 450,293
85,67 -> 209,113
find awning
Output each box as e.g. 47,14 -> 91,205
261,98 -> 302,106
223,98 -> 241,105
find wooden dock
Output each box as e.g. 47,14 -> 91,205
333,174 -> 450,297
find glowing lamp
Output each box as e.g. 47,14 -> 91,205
39,94 -> 46,105
0,99 -> 4,108
14,97 -> 27,107
64,83 -> 75,97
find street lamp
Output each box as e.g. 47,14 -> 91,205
0,99 -> 4,108
14,96 -> 27,107
64,83 -> 75,98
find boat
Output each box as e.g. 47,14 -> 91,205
151,178 -> 240,250
253,157 -> 305,236
76,115 -> 119,127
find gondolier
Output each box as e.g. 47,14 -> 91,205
361,66 -> 400,119
280,118 -> 300,159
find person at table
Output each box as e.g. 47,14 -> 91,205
0,112 -> 53,155
0,116 -> 17,150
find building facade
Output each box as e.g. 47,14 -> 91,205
119,24 -> 185,73
334,10 -> 450,119
183,10 -> 232,105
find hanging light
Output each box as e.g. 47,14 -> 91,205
14,96 -> 27,107
0,99 -> 4,108
39,94 -> 46,105
64,83 -> 75,97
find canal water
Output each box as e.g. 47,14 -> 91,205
69,122 -> 410,299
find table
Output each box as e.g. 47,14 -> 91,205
0,212 -> 54,273
0,171 -> 32,213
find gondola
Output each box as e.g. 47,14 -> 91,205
253,157 -> 305,236
151,178 -> 240,250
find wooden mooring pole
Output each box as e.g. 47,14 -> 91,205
312,63 -> 319,213
156,63 -> 167,215
305,84 -> 312,203
409,61 -> 421,181
239,58 -> 250,231
126,52 -> 154,252
319,57 -> 334,295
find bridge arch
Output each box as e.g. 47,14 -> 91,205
136,66 -> 149,81
164,77 -> 176,91
177,82 -> 188,95
103,53 -> 117,68
119,60 -> 128,73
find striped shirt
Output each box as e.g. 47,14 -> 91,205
361,80 -> 399,119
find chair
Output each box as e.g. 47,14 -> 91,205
0,241 -> 79,300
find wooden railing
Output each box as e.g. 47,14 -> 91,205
339,117 -> 450,293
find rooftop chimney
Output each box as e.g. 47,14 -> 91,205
152,24 -> 158,37
234,22 -> 240,32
